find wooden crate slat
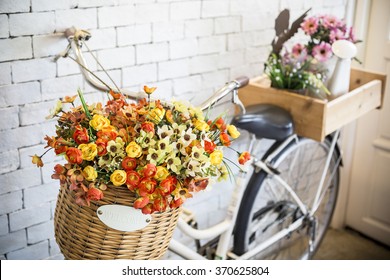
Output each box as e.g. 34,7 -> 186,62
238,69 -> 386,141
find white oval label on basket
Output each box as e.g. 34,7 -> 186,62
96,205 -> 152,232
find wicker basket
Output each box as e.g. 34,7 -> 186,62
54,184 -> 181,260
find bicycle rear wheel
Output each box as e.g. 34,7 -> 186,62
233,137 -> 340,259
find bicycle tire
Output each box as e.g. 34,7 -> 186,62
233,137 -> 340,259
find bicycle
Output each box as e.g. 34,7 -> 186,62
57,27 -> 342,260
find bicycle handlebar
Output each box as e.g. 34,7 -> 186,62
61,27 -> 249,111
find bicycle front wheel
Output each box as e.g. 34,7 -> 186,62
233,137 -> 340,259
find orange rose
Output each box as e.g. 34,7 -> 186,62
87,187 -> 104,201
134,196 -> 150,209
126,170 -> 141,191
66,147 -> 83,164
219,132 -> 231,147
138,178 -> 157,197
204,140 -> 216,154
153,197 -> 168,212
73,125 -> 89,144
122,157 -> 137,171
159,176 -> 177,196
238,151 -> 251,165
142,163 -> 157,178
141,121 -> 155,134
97,129 -> 118,143
95,138 -> 107,156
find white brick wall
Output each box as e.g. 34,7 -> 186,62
0,0 -> 346,260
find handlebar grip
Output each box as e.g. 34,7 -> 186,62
234,76 -> 249,89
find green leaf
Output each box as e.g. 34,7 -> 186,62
77,88 -> 92,119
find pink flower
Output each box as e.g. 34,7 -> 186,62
291,43 -> 308,60
329,28 -> 345,43
348,27 -> 358,43
323,15 -> 341,29
301,17 -> 319,35
312,42 -> 332,62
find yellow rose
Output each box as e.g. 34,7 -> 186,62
154,166 -> 170,181
148,107 -> 166,124
110,170 -> 127,187
83,166 -> 98,181
78,143 -> 98,161
126,141 -> 143,158
210,150 -> 223,166
194,119 -> 210,132
227,125 -> 240,139
89,114 -> 111,131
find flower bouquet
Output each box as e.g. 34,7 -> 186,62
264,9 -> 360,99
33,84 -> 249,259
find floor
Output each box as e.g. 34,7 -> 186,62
314,227 -> 390,260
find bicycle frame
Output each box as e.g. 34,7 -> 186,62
60,27 -> 342,260
168,130 -> 340,260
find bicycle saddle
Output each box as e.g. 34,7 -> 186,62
232,104 -> 294,141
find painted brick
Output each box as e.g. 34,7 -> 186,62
217,50 -> 245,69
9,12 -> 55,37
198,35 -> 226,54
252,29 -> 275,47
122,63 -> 157,87
153,22 -> 184,43
170,1 -> 201,21
97,46 -> 135,69
0,230 -> 26,255
173,75 -> 202,95
31,0 -> 76,12
215,16 -> 241,34
24,183 -> 59,209
9,203 -> 51,232
136,43 -> 169,64
0,191 -> 23,216
245,46 -> 269,64
27,221 -> 55,244
170,38 -> 198,59
0,150 -> 19,175
0,14 -> 8,39
19,100 -> 60,126
158,59 -> 189,80
41,75 -> 83,101
7,240 -> 49,260
0,82 -> 41,107
0,167 -> 42,195
189,54 -> 218,74
243,12 -> 274,32
0,106 -> 19,130
49,238 -> 61,257
0,37 -> 32,62
56,8 -> 97,32
0,0 -> 30,13
201,70 -> 229,91
98,5 -> 135,28
77,0 -> 117,8
12,58 -> 56,83
117,24 -> 152,46
135,3 -> 169,24
19,144 -> 60,169
0,63 -> 11,85
185,19 -> 214,37
57,51 -> 97,76
147,80 -> 173,100
33,33 -> 68,58
82,28 -> 116,51
201,0 -> 230,18
0,215 -> 8,236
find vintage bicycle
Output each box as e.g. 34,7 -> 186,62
55,27 -> 376,260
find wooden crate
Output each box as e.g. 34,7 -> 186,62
238,68 -> 387,141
